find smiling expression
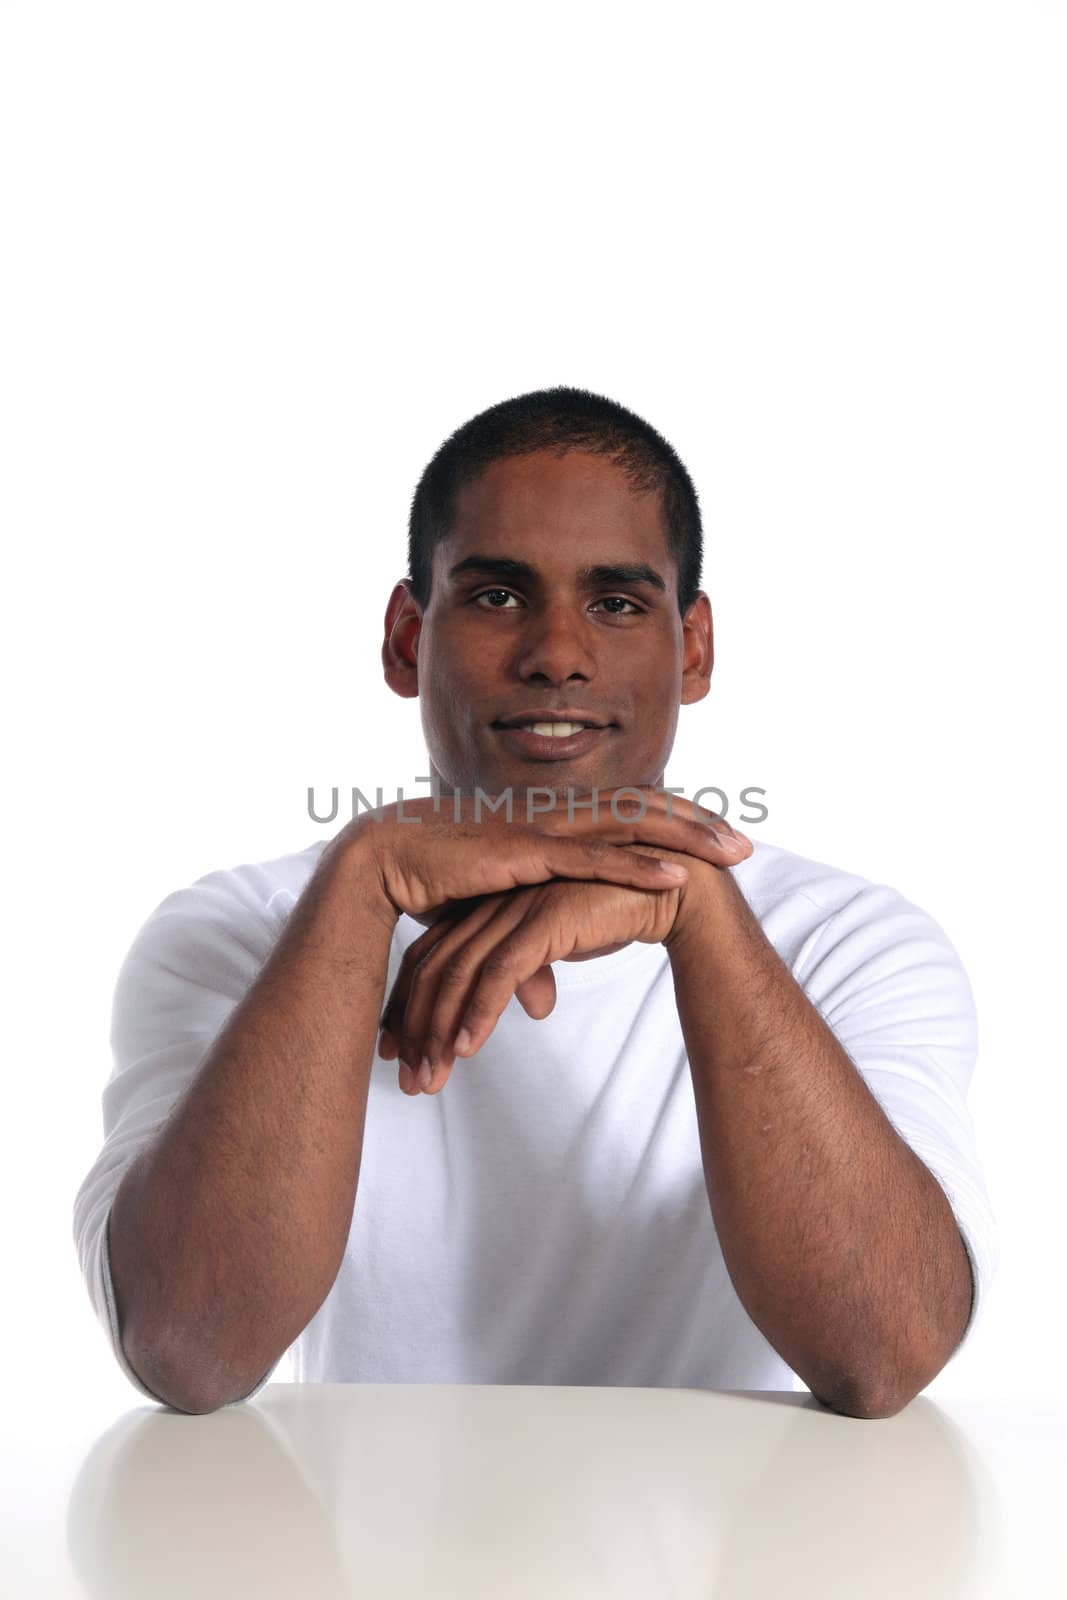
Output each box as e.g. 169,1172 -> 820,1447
382,447 -> 714,802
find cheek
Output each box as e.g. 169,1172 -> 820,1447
424,693 -> 486,765
624,700 -> 674,745
427,706 -> 474,756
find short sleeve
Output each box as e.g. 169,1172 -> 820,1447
793,882 -> 999,1361
72,866 -> 294,1409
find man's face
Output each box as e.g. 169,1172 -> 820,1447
384,447 -> 712,802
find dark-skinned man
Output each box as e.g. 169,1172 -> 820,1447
74,386 -> 997,1419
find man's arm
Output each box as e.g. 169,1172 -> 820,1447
664,863 -> 974,1420
105,797 -> 710,1412
107,827 -> 400,1413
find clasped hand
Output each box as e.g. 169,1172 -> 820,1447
376,800 -> 752,1095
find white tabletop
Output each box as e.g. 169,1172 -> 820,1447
5,1382 -> 1064,1596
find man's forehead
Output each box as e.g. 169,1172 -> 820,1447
453,447 -> 655,517
440,449 -> 675,578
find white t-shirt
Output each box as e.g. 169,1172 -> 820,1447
72,835 -> 999,1409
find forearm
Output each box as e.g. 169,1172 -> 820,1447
665,866 -> 973,1418
108,824 -> 399,1413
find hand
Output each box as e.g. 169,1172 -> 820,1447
377,848 -> 713,1095
343,786 -> 751,928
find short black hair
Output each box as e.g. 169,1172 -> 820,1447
406,386 -> 703,616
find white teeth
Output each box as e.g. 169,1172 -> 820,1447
527,722 -> 588,737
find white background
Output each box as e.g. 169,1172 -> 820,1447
2,0 -> 1062,1437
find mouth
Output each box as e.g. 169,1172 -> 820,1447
490,717 -> 615,762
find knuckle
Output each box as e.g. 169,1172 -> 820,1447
480,946 -> 517,983
400,939 -> 433,979
395,950 -> 418,983
423,1025 -> 449,1057
406,962 -> 434,1003
463,990 -> 494,1021
437,955 -> 474,994
409,944 -> 452,991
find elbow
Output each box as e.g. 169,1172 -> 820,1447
812,1363 -> 920,1420
817,1384 -> 912,1420
156,1390 -> 232,1417
807,1351 -> 915,1419
133,1359 -> 253,1416
823,1309 -> 971,1420
121,1325 -> 247,1416
154,1378 -> 260,1415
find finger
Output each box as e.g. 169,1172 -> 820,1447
535,789 -> 752,868
378,917 -> 454,1064
607,792 -> 753,861
383,904 -> 559,1089
514,965 -> 557,1020
449,904 -> 571,1063
406,893 -> 488,931
404,951 -> 553,1098
381,910 -> 486,1086
536,835 -> 694,889
403,894 -> 534,1092
388,894 -> 520,1085
602,784 -> 753,851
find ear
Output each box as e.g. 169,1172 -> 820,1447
381,580 -> 422,700
679,591 -> 714,707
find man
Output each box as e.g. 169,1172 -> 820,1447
73,386 -> 997,1419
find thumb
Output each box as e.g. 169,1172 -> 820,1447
515,965 -> 557,1020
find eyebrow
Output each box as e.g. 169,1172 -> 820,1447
446,554 -> 668,595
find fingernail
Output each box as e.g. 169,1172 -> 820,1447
455,1026 -> 473,1054
658,863 -> 688,878
399,1062 -> 415,1092
418,1057 -> 434,1090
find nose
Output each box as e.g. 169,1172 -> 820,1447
513,603 -> 598,687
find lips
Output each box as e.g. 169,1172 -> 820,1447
491,723 -> 612,761
492,711 -> 612,730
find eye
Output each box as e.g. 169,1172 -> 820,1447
470,589 -> 644,616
